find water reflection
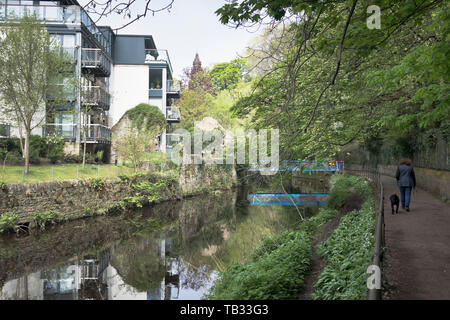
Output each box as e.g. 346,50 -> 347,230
0,177 -> 329,300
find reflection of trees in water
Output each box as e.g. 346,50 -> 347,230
110,236 -> 165,293
180,261 -> 213,291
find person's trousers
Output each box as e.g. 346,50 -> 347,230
399,186 -> 412,208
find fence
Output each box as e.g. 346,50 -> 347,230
344,165 -> 385,300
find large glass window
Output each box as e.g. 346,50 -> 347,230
150,69 -> 163,90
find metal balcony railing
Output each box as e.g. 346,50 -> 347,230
43,124 -> 77,141
0,4 -> 112,57
43,124 -> 111,143
81,48 -> 111,76
82,86 -> 111,110
144,49 -> 174,75
81,124 -> 111,143
0,4 -> 80,23
47,84 -> 77,102
167,80 -> 181,95
166,107 -> 181,122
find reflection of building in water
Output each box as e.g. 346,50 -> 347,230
147,238 -> 180,300
1,250 -> 110,300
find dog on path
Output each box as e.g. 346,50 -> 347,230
390,194 -> 400,214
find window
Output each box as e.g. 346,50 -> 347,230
150,69 -> 162,89
0,124 -> 10,137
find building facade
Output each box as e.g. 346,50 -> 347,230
0,0 -> 181,159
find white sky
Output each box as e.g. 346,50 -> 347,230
79,0 -> 261,79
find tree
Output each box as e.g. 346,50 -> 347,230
226,0 -> 448,162
0,15 -> 76,174
209,62 -> 242,91
114,104 -> 166,171
82,0 -> 175,31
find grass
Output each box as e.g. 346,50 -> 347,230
0,164 -> 138,183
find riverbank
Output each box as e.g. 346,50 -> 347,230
207,174 -> 376,300
0,163 -> 237,233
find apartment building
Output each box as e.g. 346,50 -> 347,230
0,0 -> 181,159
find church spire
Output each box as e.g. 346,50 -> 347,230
191,53 -> 202,75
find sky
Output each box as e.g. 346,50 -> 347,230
79,0 -> 261,79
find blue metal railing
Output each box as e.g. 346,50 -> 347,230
249,160 -> 345,172
248,193 -> 329,206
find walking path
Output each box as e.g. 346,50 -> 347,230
382,174 -> 450,299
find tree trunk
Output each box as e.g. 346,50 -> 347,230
82,133 -> 87,169
24,130 -> 30,174
16,119 -> 25,158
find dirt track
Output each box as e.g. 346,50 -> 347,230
382,174 -> 450,300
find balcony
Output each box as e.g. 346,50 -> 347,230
82,86 -> 111,111
81,124 -> 111,144
43,124 -> 77,141
81,48 -> 111,77
167,80 -> 181,98
47,84 -> 77,102
0,4 -> 80,24
43,124 -> 111,144
144,49 -> 174,76
166,107 -> 181,123
166,133 -> 181,153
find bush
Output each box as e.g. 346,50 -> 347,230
311,175 -> 375,300
0,211 -> 19,234
29,135 -> 47,158
63,153 -> 83,164
46,134 -> 65,164
29,148 -> 41,164
33,210 -> 62,230
1,151 -> 23,164
327,174 -> 372,210
207,231 -> 312,300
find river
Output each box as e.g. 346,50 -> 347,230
0,175 -> 328,300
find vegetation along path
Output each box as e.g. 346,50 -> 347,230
382,175 -> 450,299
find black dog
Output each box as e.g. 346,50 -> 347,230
390,194 -> 400,214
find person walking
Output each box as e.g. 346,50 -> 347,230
395,158 -> 416,212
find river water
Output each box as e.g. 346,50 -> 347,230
0,176 -> 328,300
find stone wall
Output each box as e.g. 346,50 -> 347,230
0,164 -> 237,227
376,164 -> 450,202
347,164 -> 450,202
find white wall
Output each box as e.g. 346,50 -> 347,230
110,64 -> 150,127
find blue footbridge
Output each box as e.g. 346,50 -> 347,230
248,193 -> 329,206
248,160 -> 345,172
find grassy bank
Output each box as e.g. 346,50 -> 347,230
206,174 -> 376,300
311,175 -> 375,300
0,164 -> 138,183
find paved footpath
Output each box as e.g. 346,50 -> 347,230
382,174 -> 450,299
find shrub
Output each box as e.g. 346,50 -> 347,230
89,178 -> 105,191
63,153 -> 83,164
29,135 -> 47,158
33,210 -> 62,230
0,211 -> 19,234
46,134 -> 65,164
311,175 -> 375,300
207,231 -> 312,300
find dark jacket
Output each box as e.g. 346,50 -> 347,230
396,164 -> 416,188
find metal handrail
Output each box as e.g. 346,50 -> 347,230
344,165 -> 385,300
166,106 -> 181,121
167,80 -> 181,93
81,48 -> 111,75
82,86 -> 111,109
144,49 -> 174,75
